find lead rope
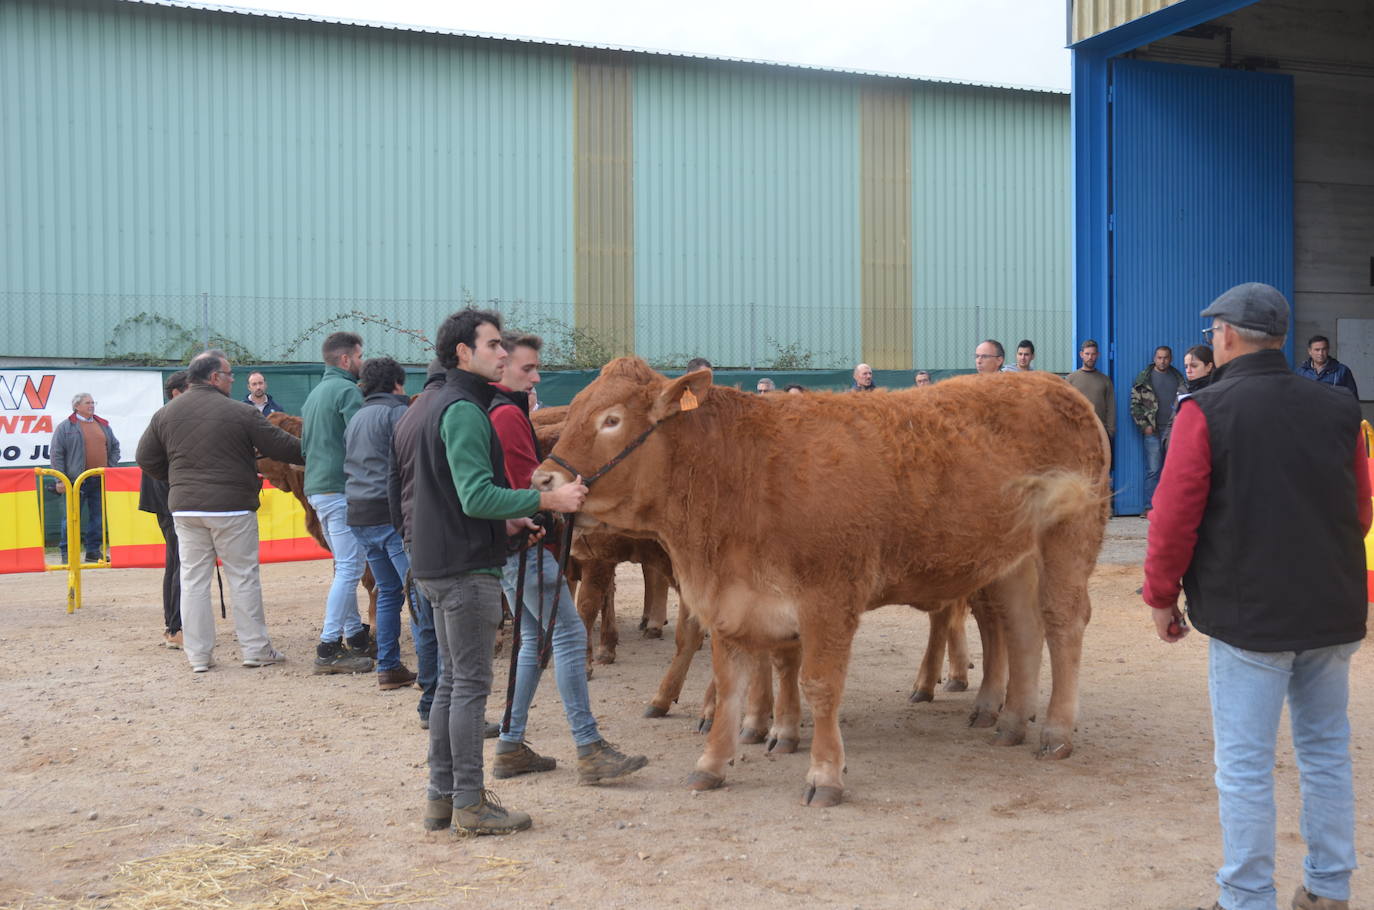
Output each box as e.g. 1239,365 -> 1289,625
536,516 -> 577,670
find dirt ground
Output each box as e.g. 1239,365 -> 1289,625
2,519 -> 1371,909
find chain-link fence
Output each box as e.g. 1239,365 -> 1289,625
2,291 -> 1076,373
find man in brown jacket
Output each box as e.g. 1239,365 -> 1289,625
136,349 -> 304,673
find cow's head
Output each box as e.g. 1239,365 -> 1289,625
532,357 -> 712,529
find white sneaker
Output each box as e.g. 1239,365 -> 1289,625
242,648 -> 286,668
190,658 -> 215,673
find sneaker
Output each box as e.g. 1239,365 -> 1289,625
451,790 -> 531,836
163,631 -> 183,650
1292,885 -> 1349,910
243,648 -> 287,668
313,640 -> 374,675
346,625 -> 377,659
378,665 -> 418,690
492,742 -> 557,779
576,740 -> 649,785
190,658 -> 215,673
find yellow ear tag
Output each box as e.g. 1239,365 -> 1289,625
679,388 -> 699,411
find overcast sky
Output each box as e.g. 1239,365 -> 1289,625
215,0 -> 1072,91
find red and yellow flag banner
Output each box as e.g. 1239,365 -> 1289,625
1363,421 -> 1374,603
0,469 -> 45,574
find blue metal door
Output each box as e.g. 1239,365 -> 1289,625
1109,59 -> 1292,515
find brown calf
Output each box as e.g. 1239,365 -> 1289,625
536,359 -> 1109,807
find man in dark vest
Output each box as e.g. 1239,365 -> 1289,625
1143,283 -> 1370,910
138,369 -> 189,648
411,308 -> 587,837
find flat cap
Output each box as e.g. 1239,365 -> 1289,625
1200,282 -> 1289,337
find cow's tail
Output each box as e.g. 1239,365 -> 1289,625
1010,469 -> 1108,537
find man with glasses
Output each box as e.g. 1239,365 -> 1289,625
49,391 -> 120,564
136,350 -> 303,672
1145,283 -> 1369,910
973,339 -> 1015,374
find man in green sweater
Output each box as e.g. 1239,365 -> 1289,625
412,308 -> 587,836
301,331 -> 374,674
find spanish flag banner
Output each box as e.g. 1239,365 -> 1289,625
102,467 -> 331,568
0,469 -> 45,574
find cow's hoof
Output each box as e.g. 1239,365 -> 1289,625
642,626 -> 664,640
738,727 -> 766,745
696,716 -> 713,734
801,785 -> 843,808
967,706 -> 998,728
1036,738 -> 1074,761
594,650 -> 616,665
643,704 -> 669,718
686,770 -> 725,791
909,688 -> 934,703
637,616 -> 648,630
766,737 -> 798,754
943,678 -> 969,693
991,726 -> 1025,747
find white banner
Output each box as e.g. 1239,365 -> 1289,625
0,370 -> 164,468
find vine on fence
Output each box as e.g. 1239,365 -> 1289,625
100,313 -> 262,365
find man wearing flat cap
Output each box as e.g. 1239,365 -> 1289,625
1142,282 -> 1370,910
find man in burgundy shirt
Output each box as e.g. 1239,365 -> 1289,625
486,331 -> 648,785
1143,283 -> 1369,910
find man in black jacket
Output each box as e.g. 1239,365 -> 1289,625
138,370 -> 188,649
410,308 -> 586,837
1143,283 -> 1369,910
136,350 -> 303,673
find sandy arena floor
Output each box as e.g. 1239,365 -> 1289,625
1,519 -> 1371,909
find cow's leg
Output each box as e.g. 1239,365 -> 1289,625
738,650 -> 774,744
697,674 -> 716,733
909,604 -> 948,703
645,602 -> 706,718
943,598 -> 971,692
575,560 -> 602,676
640,566 -> 670,639
597,573 -> 619,664
988,559 -> 1043,748
767,644 -> 802,754
1035,534 -> 1095,760
967,591 -> 1006,728
687,635 -> 749,791
362,567 -> 378,632
797,611 -> 859,807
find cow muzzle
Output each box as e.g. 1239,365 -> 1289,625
531,467 -> 565,492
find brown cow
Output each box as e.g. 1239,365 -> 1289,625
536,359 -> 1109,807
258,413 -> 377,628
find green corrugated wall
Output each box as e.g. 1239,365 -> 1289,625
1,0 -> 1069,371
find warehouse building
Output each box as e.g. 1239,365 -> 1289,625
3,0 -> 1070,372
1071,0 -> 1372,513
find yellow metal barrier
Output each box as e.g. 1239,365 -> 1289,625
33,466 -> 108,614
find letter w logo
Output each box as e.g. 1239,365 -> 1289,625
0,374 -> 55,410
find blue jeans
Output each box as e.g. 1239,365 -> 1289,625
306,493 -> 365,642
1208,637 -> 1360,910
349,524 -> 410,671
404,543 -> 439,719
59,478 -> 103,560
499,546 -> 599,747
1142,431 -> 1163,511
418,572 -> 502,808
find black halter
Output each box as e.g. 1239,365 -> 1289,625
546,416 -> 674,488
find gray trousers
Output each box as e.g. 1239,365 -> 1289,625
416,572 -> 502,808
174,513 -> 272,666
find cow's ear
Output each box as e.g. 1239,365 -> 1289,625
650,368 -> 712,423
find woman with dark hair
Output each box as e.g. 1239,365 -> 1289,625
1163,345 -> 1215,453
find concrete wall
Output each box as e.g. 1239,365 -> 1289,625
1134,0 -> 1374,397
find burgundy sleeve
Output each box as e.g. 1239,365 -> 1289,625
489,404 -> 540,491
1355,428 -> 1372,536
1142,401 -> 1211,609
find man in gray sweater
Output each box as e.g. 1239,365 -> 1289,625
344,357 -> 417,690
1065,339 -> 1115,441
136,350 -> 303,673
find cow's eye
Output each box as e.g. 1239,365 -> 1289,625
602,415 -> 620,429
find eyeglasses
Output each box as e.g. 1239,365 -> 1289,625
1201,327 -> 1217,341
214,370 -> 235,379
973,354 -> 1001,360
